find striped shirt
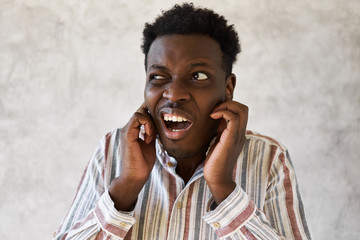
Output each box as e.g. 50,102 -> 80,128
54,129 -> 311,240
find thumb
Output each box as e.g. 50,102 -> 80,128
216,118 -> 227,134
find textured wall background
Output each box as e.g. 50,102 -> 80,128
1,0 -> 359,239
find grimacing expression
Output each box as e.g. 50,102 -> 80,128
144,34 -> 235,160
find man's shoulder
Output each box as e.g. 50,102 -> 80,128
97,127 -> 122,147
245,130 -> 287,152
242,130 -> 290,171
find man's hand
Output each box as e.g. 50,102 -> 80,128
109,103 -> 157,211
204,100 -> 248,205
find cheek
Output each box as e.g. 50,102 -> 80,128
144,86 -> 161,115
198,88 -> 226,114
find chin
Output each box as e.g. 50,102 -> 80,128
164,145 -> 204,160
161,136 -> 212,160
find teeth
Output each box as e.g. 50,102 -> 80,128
163,114 -> 188,122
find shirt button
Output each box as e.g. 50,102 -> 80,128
119,222 -> 128,228
176,201 -> 182,209
167,162 -> 174,167
212,222 -> 221,229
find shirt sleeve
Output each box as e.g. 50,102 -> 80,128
203,149 -> 311,240
53,132 -> 136,240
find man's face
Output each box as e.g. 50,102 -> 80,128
144,34 -> 233,160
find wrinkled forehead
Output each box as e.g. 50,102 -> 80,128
146,34 -> 223,72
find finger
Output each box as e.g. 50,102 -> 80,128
125,112 -> 155,143
136,103 -> 156,144
211,102 -> 248,128
216,118 -> 227,133
138,115 -> 156,144
210,111 -> 239,144
212,101 -> 248,115
210,110 -> 239,130
211,109 -> 248,142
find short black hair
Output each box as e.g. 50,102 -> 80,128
141,3 -> 241,77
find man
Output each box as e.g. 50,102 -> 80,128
54,3 -> 311,240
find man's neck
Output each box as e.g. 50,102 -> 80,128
175,154 -> 205,184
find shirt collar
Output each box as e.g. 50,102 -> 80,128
155,136 -> 217,172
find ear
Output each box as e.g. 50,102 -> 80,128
225,74 -> 236,100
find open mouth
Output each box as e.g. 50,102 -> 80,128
163,113 -> 192,132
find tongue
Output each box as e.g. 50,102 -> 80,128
166,121 -> 191,130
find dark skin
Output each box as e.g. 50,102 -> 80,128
109,34 -> 248,211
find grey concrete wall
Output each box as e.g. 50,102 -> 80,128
1,0 -> 359,239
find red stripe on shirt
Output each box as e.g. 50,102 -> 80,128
241,227 -> 257,239
71,211 -> 95,231
166,173 -> 178,236
94,205 -> 128,238
279,152 -> 302,240
216,200 -> 255,237
183,183 -> 194,240
268,145 -> 278,175
94,230 -> 106,240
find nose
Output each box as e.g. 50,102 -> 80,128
162,78 -> 190,103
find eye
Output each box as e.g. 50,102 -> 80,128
149,74 -> 170,85
151,75 -> 166,80
192,72 -> 208,80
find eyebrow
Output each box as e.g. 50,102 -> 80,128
189,62 -> 213,68
149,64 -> 169,71
149,62 -> 213,71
